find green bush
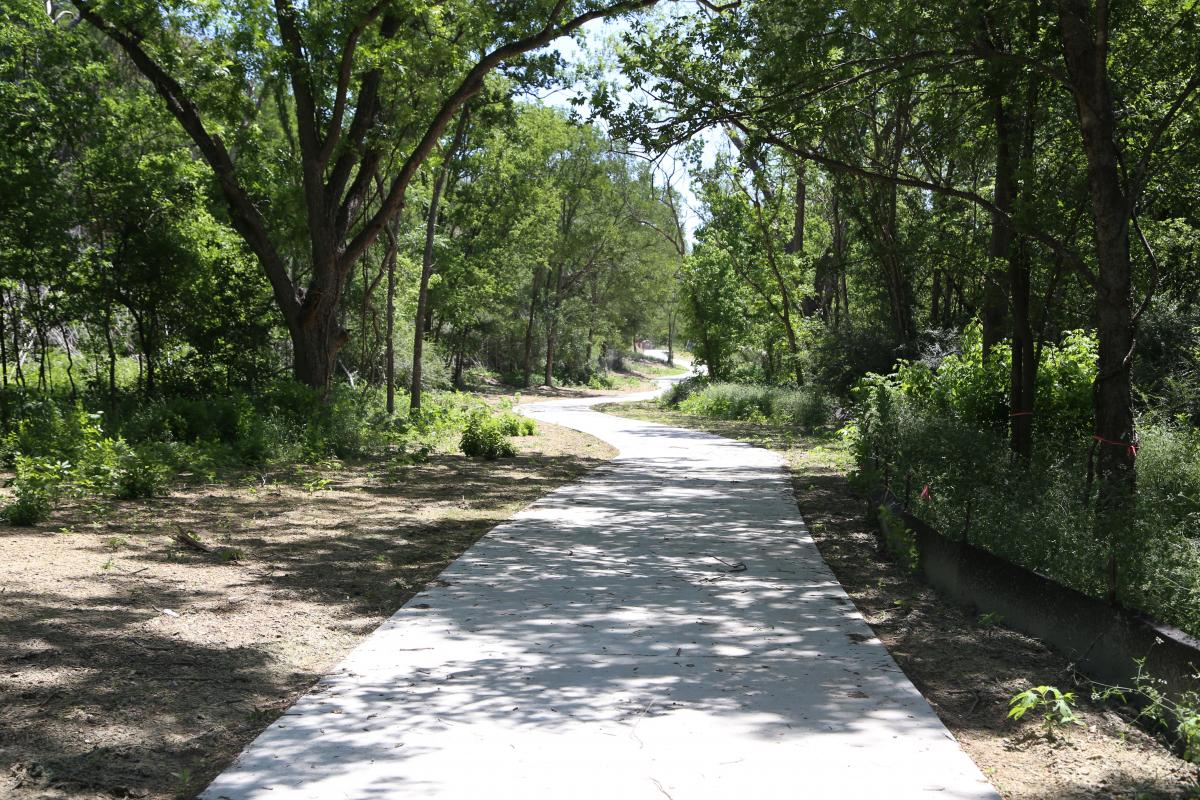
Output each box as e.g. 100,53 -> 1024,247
679,382 -> 773,419
496,412 -> 536,437
0,382 -> 488,521
888,323 -> 1095,434
847,328 -> 1200,637
459,412 -> 517,460
672,382 -> 832,432
3,456 -> 68,526
770,388 -> 831,431
116,446 -> 171,499
661,376 -> 706,407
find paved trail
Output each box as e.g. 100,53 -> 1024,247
202,373 -> 1000,800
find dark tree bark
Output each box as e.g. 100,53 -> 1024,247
1008,67 -> 1042,461
383,220 -> 398,414
544,266 -> 563,387
983,69 -> 1018,358
1057,0 -> 1139,602
523,267 -> 544,387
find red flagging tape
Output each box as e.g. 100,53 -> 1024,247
1092,435 -> 1138,458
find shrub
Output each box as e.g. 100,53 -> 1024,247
848,328 -> 1200,637
679,383 -> 773,419
496,412 -> 536,437
3,456 -> 67,526
671,381 -> 832,432
116,446 -> 171,499
770,388 -> 832,431
661,376 -> 706,407
459,412 -> 517,460
460,413 -> 518,460
586,373 -> 616,390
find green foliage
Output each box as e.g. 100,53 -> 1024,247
459,411 -> 518,460
848,327 -> 1200,636
115,446 -> 170,499
888,324 -> 1095,433
673,382 -> 832,432
1094,659 -> 1200,764
661,376 -> 705,407
877,505 -> 919,572
3,456 -> 67,525
495,412 -> 536,437
0,382 -> 491,523
1008,685 -> 1082,738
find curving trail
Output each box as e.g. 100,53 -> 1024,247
201,368 -> 999,800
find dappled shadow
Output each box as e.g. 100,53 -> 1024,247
110,449 -> 614,619
784,424 -> 1200,797
2,435 -> 615,799
201,405 -> 999,800
1,588 -> 286,798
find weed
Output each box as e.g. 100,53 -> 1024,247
877,505 -> 919,572
172,768 -> 192,798
1008,685 -> 1082,738
302,476 -> 331,493
1094,659 -> 1200,764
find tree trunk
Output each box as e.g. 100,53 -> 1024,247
1009,70 -> 1042,460
1059,0 -> 1137,603
543,266 -> 563,387
0,289 -> 8,390
1009,241 -> 1036,460
983,72 -> 1018,359
103,302 -> 117,402
59,323 -> 77,399
523,267 -> 543,387
290,306 -> 345,394
384,222 -> 398,414
543,318 -> 557,387
411,110 -> 469,412
667,311 -> 675,366
786,164 -> 806,257
11,299 -> 23,389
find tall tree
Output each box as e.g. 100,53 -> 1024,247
66,0 -> 659,392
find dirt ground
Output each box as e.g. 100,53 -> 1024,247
601,401 -> 1200,800
0,421 -> 616,800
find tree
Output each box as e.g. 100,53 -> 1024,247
66,0 -> 660,393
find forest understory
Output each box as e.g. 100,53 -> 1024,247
600,401 -> 1200,800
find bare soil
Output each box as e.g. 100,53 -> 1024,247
0,422 -> 616,800
600,401 -> 1200,800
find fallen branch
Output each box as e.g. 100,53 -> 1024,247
174,529 -> 214,553
174,529 -> 243,562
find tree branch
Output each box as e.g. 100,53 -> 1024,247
72,1 -> 301,324
728,119 -> 1102,292
342,0 -> 661,269
318,0 -> 394,166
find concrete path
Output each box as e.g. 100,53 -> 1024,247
202,375 -> 1000,800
